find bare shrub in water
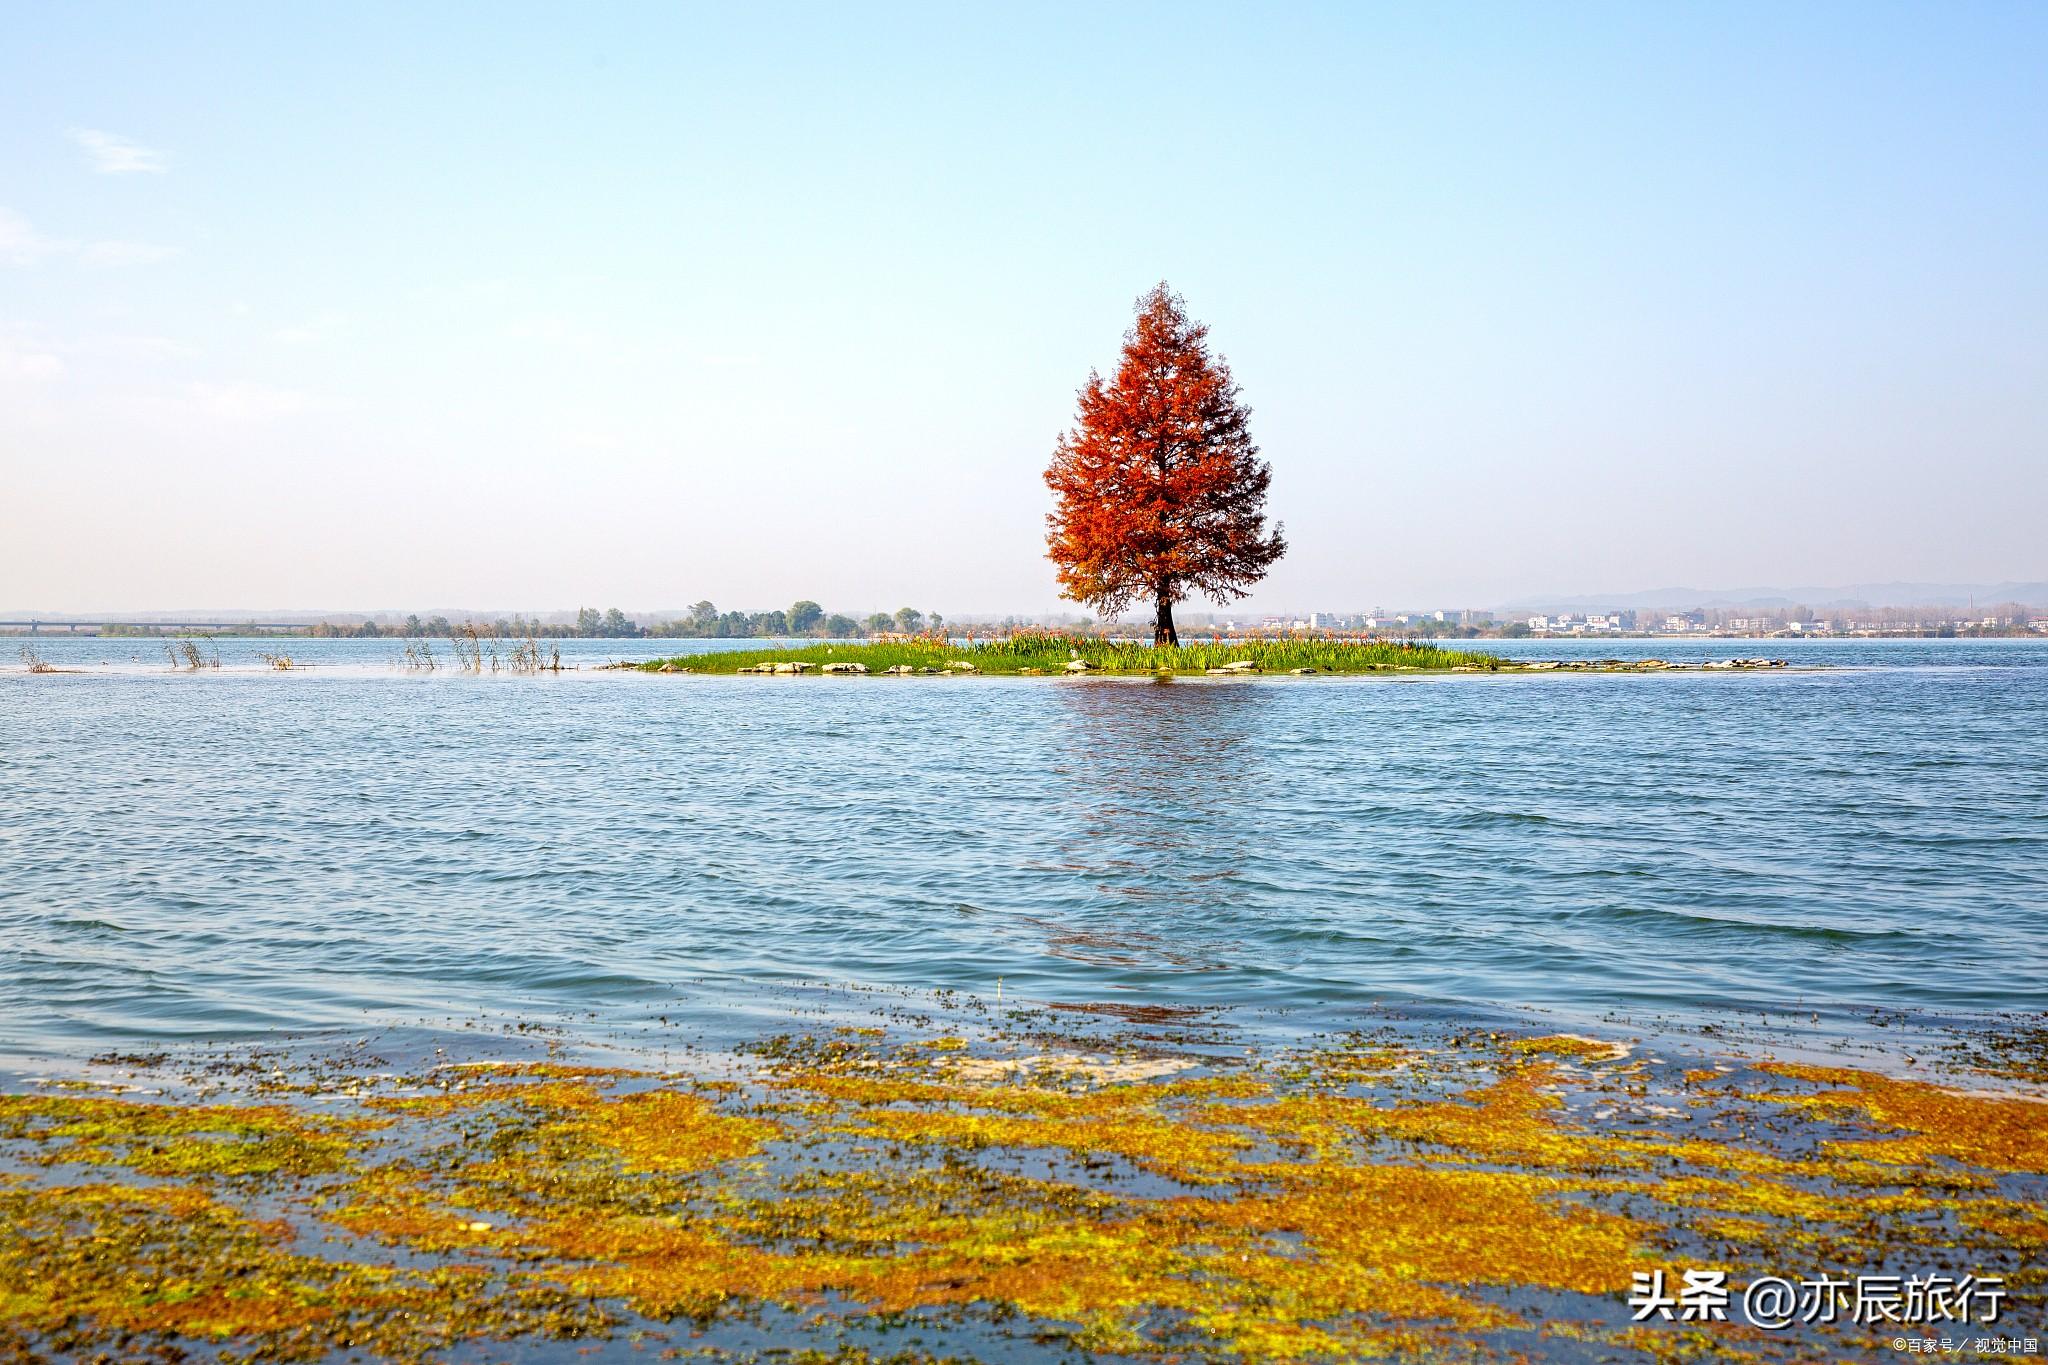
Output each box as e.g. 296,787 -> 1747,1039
506,630 -> 541,674
20,645 -> 55,674
166,640 -> 220,670
401,624 -> 554,676
445,623 -> 504,675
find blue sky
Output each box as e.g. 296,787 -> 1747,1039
3,2 -> 2043,615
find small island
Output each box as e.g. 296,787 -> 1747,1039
632,636 -> 1790,677
624,290 -> 1797,687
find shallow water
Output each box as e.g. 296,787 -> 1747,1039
3,636 -> 2045,1066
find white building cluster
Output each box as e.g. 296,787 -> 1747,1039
1526,612 -> 1629,634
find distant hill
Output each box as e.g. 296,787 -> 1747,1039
1498,582 -> 2048,613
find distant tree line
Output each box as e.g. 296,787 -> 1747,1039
634,603 -> 944,639
302,604 -> 944,640
98,623 -> 299,638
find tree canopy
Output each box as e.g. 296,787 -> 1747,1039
1044,283 -> 1285,645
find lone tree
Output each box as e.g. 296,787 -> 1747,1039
1044,283 -> 1284,646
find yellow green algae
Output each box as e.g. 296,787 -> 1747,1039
0,1091 -> 373,1178
1,1029 -> 2041,1364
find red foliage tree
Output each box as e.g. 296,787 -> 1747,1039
1044,284 -> 1285,646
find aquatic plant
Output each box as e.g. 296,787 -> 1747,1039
447,625 -> 483,673
504,623 -> 564,673
2,1028 -> 2039,1362
397,621 -> 564,675
164,639 -> 221,670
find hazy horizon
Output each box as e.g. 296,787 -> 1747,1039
8,577 -> 2048,628
6,3 -> 2044,614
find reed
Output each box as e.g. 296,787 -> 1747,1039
447,627 -> 482,674
496,623 -> 562,674
166,640 -> 221,670
402,624 -> 562,675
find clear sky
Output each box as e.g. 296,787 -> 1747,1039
3,2 -> 2044,617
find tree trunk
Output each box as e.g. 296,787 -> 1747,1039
1153,594 -> 1178,647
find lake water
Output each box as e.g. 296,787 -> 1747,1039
4,635 -> 2044,1069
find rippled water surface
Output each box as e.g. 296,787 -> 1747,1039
4,636 -> 2045,1064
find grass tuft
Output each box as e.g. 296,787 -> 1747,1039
638,634 -> 1500,676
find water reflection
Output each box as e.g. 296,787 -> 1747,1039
1024,681 -> 1273,972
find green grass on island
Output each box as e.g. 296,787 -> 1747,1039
636,635 -> 1503,676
